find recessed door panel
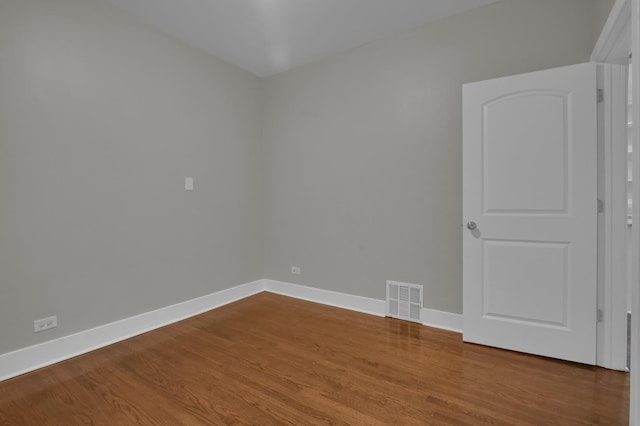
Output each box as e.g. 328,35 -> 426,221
483,240 -> 568,327
483,92 -> 569,214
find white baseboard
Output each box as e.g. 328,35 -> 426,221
0,280 -> 265,382
264,280 -> 386,317
422,308 -> 463,334
264,280 -> 463,334
1,279 -> 463,382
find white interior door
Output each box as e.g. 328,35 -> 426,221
462,62 -> 598,365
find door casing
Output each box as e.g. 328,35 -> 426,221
591,0 -> 639,422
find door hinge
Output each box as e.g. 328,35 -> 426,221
597,309 -> 604,323
597,88 -> 604,103
597,199 -> 604,213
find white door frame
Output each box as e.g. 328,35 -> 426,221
631,1 -> 639,423
595,62 -> 628,372
593,0 -> 631,373
592,0 -> 639,423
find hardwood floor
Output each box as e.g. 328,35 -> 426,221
0,292 -> 629,425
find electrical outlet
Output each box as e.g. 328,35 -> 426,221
34,316 -> 57,333
291,266 -> 301,275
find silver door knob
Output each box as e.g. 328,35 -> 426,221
466,221 -> 477,231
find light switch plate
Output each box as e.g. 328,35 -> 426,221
185,177 -> 194,191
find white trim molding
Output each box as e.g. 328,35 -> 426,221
597,63 -> 630,371
422,308 -> 463,333
263,279 -> 463,333
0,280 -> 265,382
592,0 -> 631,64
591,0 -> 636,419
0,279 -> 465,383
264,280 -> 386,317
631,0 -> 640,423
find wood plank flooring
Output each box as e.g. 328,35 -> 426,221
0,292 -> 630,425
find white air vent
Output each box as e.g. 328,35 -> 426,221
386,280 -> 423,323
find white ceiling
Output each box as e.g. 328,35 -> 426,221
105,0 -> 497,77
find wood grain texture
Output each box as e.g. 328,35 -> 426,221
0,293 -> 629,425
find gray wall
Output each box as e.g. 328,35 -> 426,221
262,0 -> 603,314
0,0 -> 609,357
594,0 -> 616,41
0,0 -> 263,354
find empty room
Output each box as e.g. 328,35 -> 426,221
0,0 -> 638,424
